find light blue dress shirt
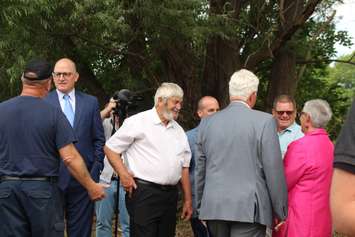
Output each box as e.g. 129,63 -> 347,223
186,126 -> 198,216
278,122 -> 304,158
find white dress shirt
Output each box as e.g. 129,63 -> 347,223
106,108 -> 191,185
56,89 -> 76,112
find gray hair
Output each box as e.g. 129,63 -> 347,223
229,69 -> 259,100
273,94 -> 297,110
154,82 -> 184,106
302,99 -> 332,128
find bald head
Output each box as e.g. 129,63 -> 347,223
53,58 -> 79,94
55,58 -> 77,72
197,96 -> 220,119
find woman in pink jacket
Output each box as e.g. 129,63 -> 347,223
274,99 -> 334,237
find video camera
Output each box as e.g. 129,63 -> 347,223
112,89 -> 142,126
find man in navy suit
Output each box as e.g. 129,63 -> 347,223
45,58 -> 105,237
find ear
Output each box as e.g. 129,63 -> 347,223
74,72 -> 79,82
46,78 -> 52,92
155,97 -> 164,108
197,110 -> 203,118
305,113 -> 312,123
272,108 -> 276,116
248,91 -> 257,108
303,113 -> 313,129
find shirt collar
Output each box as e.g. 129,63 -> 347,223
305,128 -> 328,136
151,107 -> 176,129
231,100 -> 250,109
279,122 -> 299,134
57,88 -> 75,100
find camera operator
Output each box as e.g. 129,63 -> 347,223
96,97 -> 130,237
100,98 -> 117,120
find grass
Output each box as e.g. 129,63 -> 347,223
87,216 -> 346,237
87,214 -> 194,237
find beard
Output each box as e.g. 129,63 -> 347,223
162,101 -> 179,121
162,107 -> 174,121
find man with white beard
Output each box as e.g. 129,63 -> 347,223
104,82 -> 193,237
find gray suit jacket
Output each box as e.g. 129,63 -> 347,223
195,102 -> 287,227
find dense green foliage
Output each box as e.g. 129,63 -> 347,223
296,55 -> 354,140
0,0 -> 353,136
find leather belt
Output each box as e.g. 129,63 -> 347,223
134,178 -> 177,191
111,176 -> 119,181
0,176 -> 58,183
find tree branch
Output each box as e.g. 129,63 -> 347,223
244,0 -> 322,69
296,59 -> 355,66
297,10 -> 336,80
349,52 -> 355,62
279,0 -> 285,26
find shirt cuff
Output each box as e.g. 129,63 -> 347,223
105,142 -> 125,157
334,162 -> 355,174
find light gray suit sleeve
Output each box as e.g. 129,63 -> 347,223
194,120 -> 207,217
261,117 -> 288,220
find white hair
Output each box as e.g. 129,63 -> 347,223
154,82 -> 184,106
302,99 -> 332,128
229,69 -> 259,100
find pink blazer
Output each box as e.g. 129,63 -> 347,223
274,128 -> 334,237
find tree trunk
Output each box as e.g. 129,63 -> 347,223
202,36 -> 241,106
62,37 -> 108,106
159,42 -> 200,127
124,0 -> 147,84
76,63 -> 108,105
266,46 -> 297,112
264,0 -> 305,112
202,0 -> 242,106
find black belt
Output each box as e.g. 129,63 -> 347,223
111,176 -> 119,181
0,176 -> 58,183
134,178 -> 177,191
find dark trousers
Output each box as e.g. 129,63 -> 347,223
0,180 -> 64,237
125,180 -> 178,237
64,185 -> 94,237
191,217 -> 212,237
207,220 -> 266,237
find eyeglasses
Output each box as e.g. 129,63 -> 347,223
275,110 -> 294,116
52,72 -> 73,78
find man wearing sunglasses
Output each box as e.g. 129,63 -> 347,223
195,70 -> 287,237
272,95 -> 304,158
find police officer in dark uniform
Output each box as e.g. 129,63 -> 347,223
0,59 -> 107,237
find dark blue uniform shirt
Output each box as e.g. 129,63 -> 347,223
0,96 -> 76,177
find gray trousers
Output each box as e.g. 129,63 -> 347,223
207,220 -> 266,237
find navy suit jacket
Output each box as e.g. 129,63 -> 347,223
45,90 -> 105,190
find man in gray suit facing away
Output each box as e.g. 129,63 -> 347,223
195,69 -> 288,237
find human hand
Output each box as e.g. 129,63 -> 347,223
181,200 -> 193,221
274,220 -> 285,231
100,98 -> 118,119
88,183 -> 109,201
120,170 -> 137,198
107,98 -> 117,111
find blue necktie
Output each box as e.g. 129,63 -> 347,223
63,94 -> 75,127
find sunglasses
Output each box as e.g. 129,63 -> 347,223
275,110 -> 294,116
